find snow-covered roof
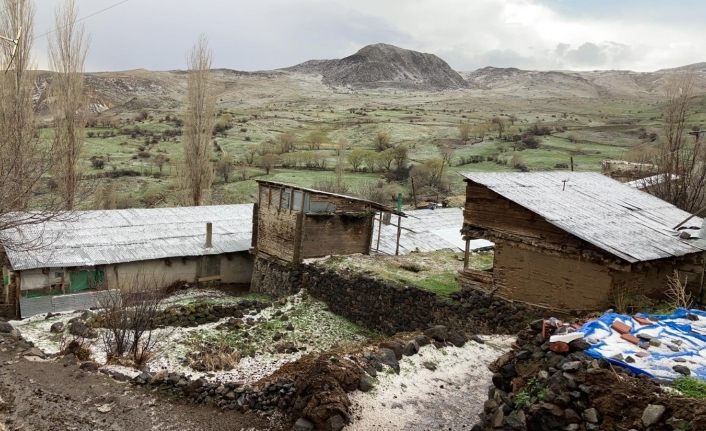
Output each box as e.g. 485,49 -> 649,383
461,171 -> 705,263
372,207 -> 493,255
2,205 -> 253,271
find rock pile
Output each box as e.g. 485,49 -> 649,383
474,320 -> 706,430
155,299 -> 270,327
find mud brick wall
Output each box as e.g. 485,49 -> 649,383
302,265 -> 540,335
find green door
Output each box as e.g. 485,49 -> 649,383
69,268 -> 105,293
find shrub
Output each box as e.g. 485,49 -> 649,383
673,376 -> 706,399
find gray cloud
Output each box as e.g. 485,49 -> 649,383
30,0 -> 706,72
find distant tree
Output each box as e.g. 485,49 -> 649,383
362,150 -> 379,172
439,144 -> 455,169
215,154 -> 234,183
182,34 -> 215,205
646,72 -> 706,212
347,148 -> 367,172
306,130 -> 326,150
491,117 -> 507,138
520,133 -> 540,149
258,153 -> 278,175
49,0 -> 89,210
244,143 -> 258,165
334,138 -> 347,193
373,131 -> 392,151
393,145 -> 409,170
277,132 -> 296,153
379,148 -> 395,171
459,122 -> 472,142
153,153 -> 169,173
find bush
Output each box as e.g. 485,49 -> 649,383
673,376 -> 706,399
90,156 -> 105,170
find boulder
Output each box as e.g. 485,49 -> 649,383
673,365 -> 691,376
79,361 -> 100,372
292,418 -> 314,431
0,321 -> 13,333
50,321 -> 65,333
641,404 -> 666,427
402,340 -> 419,356
424,325 -> 449,342
375,348 -> 400,374
447,331 -> 467,348
358,374 -> 375,392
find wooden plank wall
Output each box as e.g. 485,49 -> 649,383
493,240 -> 614,310
464,183 -> 583,247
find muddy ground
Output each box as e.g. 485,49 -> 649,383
0,329 -> 284,431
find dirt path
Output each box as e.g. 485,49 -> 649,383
0,330 -> 282,431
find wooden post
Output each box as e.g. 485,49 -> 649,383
463,238 -> 470,270
395,214 -> 402,256
570,156 -> 574,172
376,211 -> 383,251
411,177 -> 418,209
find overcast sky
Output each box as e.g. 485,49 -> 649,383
30,0 -> 706,72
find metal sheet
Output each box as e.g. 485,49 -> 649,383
3,204 -> 254,271
460,172 -> 706,263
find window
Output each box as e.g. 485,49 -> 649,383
270,188 -> 281,207
292,190 -> 303,211
281,188 -> 292,209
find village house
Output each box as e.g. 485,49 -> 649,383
250,181 -> 398,292
458,172 -> 706,311
0,205 -> 254,318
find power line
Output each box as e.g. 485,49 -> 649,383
34,0 -> 130,40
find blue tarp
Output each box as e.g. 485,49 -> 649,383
580,308 -> 706,381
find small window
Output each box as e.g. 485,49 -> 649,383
292,190 -> 303,211
259,186 -> 269,206
270,189 -> 281,208
281,188 -> 292,209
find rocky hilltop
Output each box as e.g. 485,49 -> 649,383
285,43 -> 468,91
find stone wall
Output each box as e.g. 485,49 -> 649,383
303,265 -> 540,335
249,255 -> 303,297
474,321 -> 706,430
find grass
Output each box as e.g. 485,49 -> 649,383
673,376 -> 706,400
322,250 -> 494,297
187,295 -> 380,357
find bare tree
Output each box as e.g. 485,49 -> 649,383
459,122 -> 472,142
0,0 -> 64,251
334,138 -> 347,193
97,273 -> 167,367
215,153 -> 234,183
48,0 -> 89,210
643,73 -> 706,212
182,34 -> 215,206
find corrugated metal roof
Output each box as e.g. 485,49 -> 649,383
460,171 -> 706,263
3,205 -> 253,271
373,208 -> 494,255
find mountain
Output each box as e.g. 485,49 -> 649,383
285,43 -> 468,91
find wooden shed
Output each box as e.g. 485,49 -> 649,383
251,181 -> 396,264
458,172 -> 706,311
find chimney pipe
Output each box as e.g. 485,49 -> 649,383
205,222 -> 213,248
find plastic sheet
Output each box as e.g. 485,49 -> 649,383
580,308 -> 706,381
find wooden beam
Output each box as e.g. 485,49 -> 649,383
376,211 -> 383,252
463,238 -> 470,270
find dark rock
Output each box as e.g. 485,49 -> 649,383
414,335 -> 430,347
79,361 -> 100,372
687,313 -> 699,321
0,322 -> 13,333
326,414 -> 345,431
561,361 -> 582,372
424,325 -> 449,342
379,341 -> 404,360
358,374 -> 375,392
292,418 -> 314,431
402,340 -> 419,356
50,322 -> 65,333
470,334 -> 485,344
447,331 -> 467,347
568,338 -> 590,351
673,365 -> 690,376
375,348 -> 400,374
422,361 -> 437,371
68,320 -> 96,338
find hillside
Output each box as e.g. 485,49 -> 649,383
285,43 -> 468,90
